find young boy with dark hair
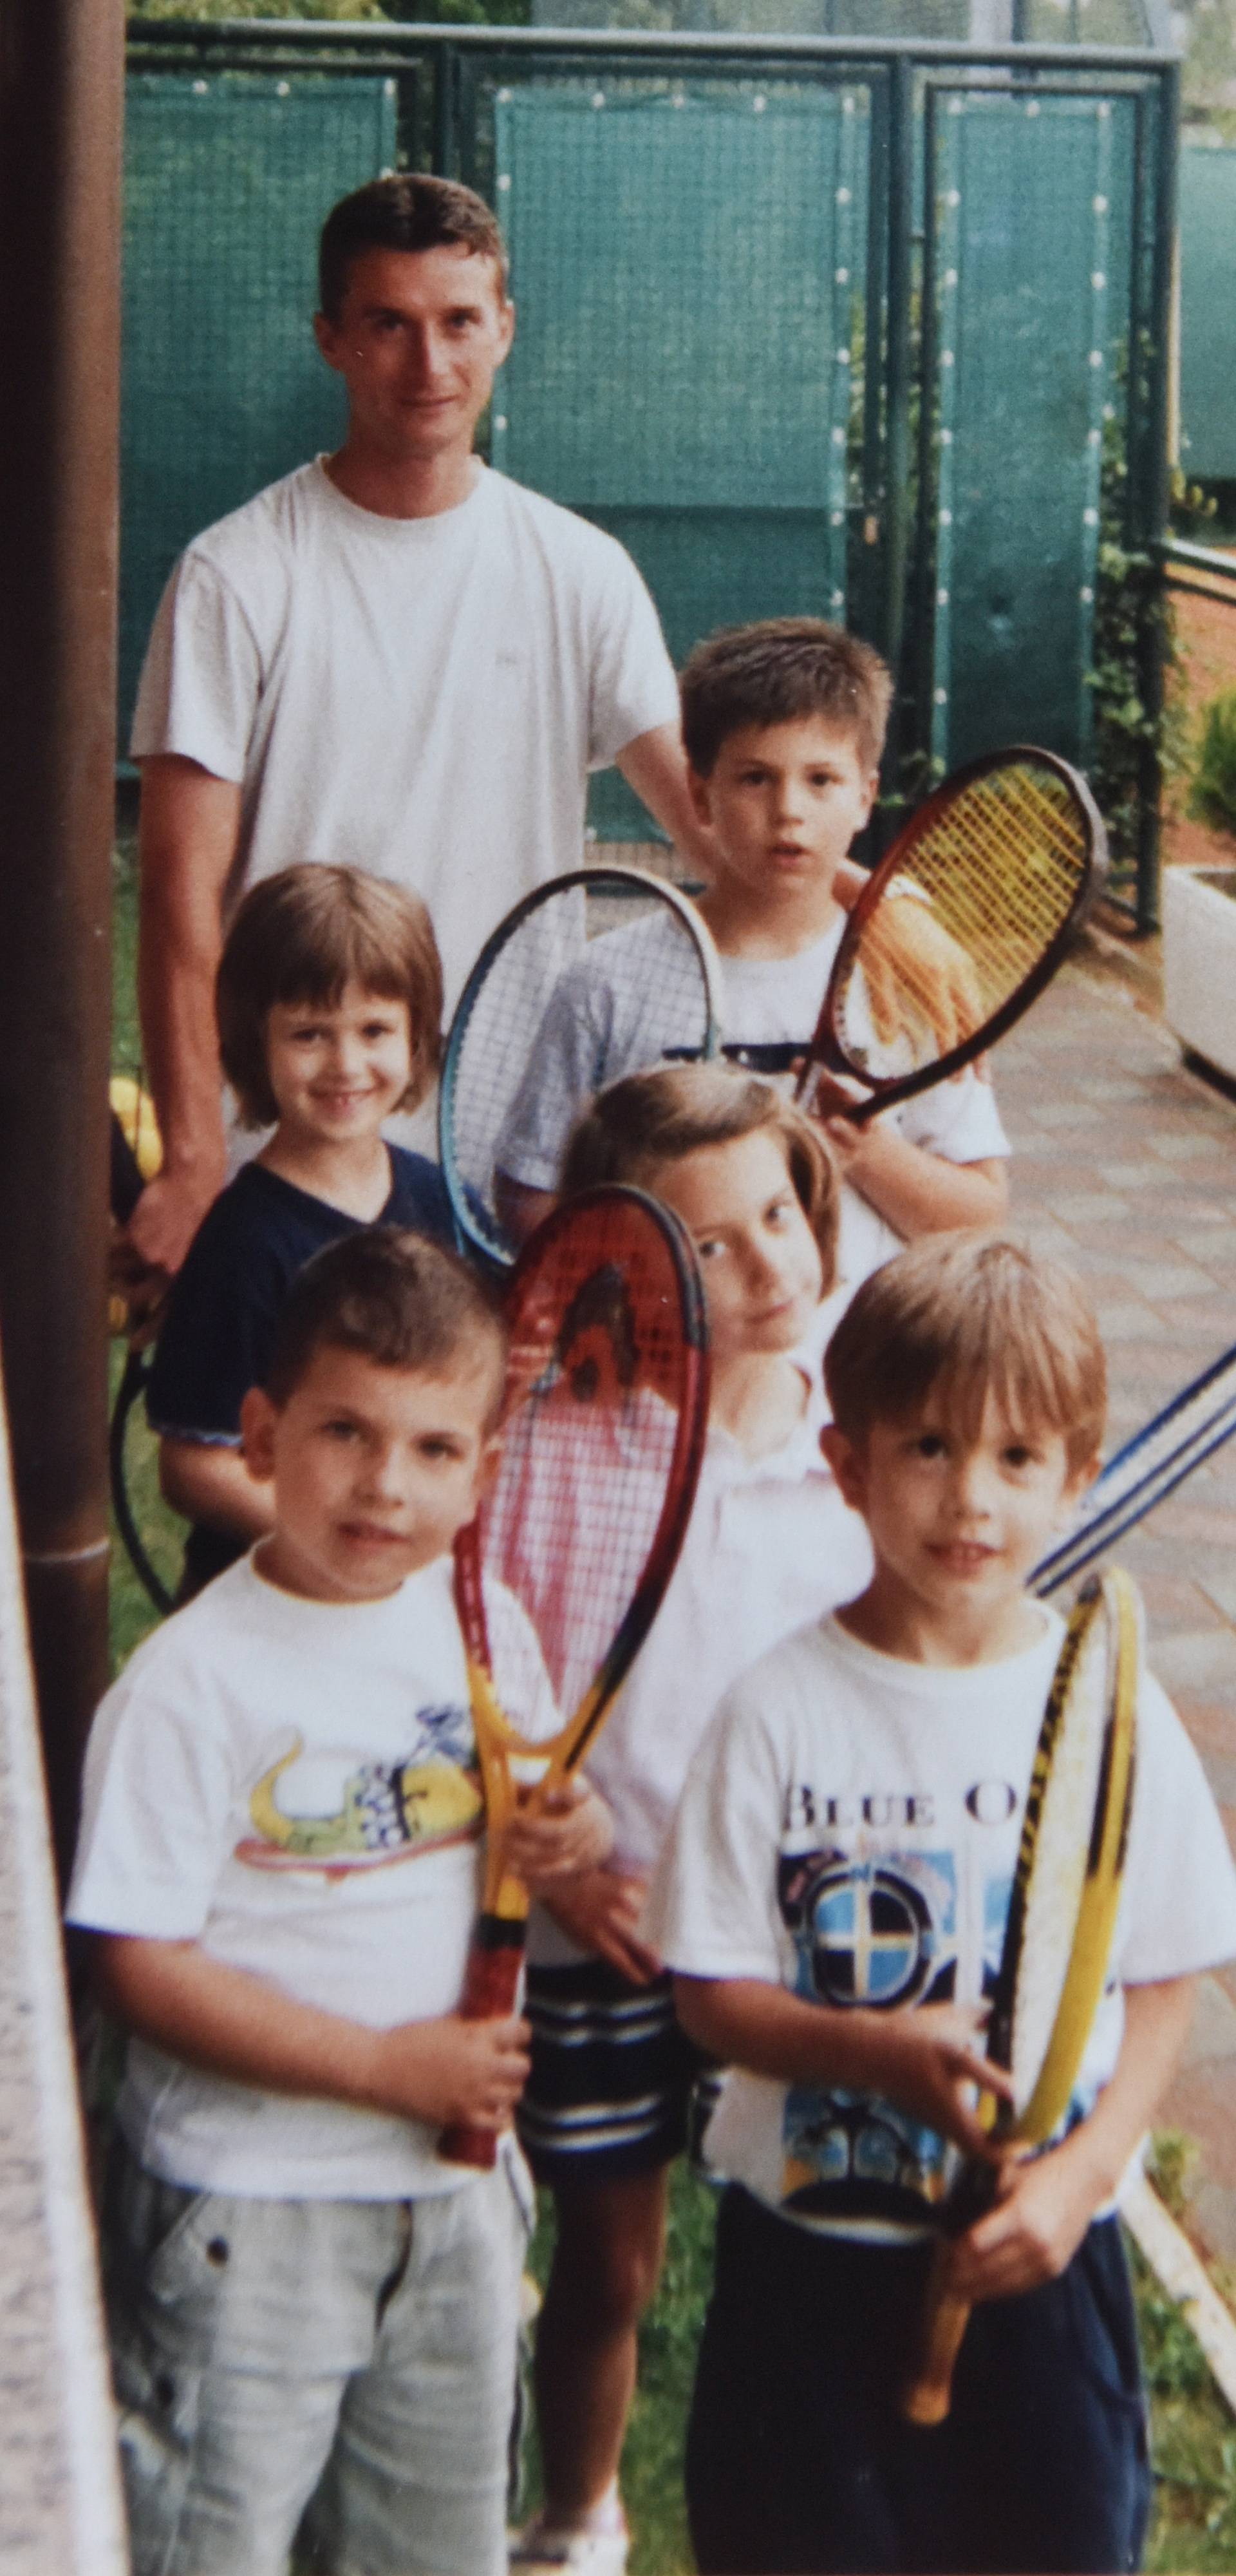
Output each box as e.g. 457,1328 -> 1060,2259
497,616 -> 1009,1290
70,1229 -> 610,2576
147,862 -> 454,1596
646,1233 -> 1236,2576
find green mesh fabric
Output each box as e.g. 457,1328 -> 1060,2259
120,73 -> 397,740
489,81 -> 865,829
1179,144 -> 1236,483
924,88 -> 1136,772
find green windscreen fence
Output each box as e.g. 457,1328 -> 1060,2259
120,73 -> 397,743
1179,145 -> 1236,484
118,35 -> 1169,890
489,81 -> 868,833
922,88 -> 1137,772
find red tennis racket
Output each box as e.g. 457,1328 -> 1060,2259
440,1184 -> 710,2168
797,746 -> 1106,1124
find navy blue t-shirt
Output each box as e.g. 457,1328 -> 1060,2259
146,1148 -> 456,1593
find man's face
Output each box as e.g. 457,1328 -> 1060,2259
314,243 -> 514,468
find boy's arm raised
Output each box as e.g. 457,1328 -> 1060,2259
944,1974 -> 1197,2306
674,1974 -> 1012,2165
93,1931 -> 530,2135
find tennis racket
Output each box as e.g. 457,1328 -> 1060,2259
109,1084 -> 176,1616
440,1184 -> 710,2168
440,867 -> 724,1268
1034,1339 -> 1236,1598
796,747 -> 1105,1125
901,1567 -> 1139,2426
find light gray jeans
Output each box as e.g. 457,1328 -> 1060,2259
104,2139 -> 532,2576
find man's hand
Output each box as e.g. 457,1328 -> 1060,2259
504,1780 -> 614,1891
125,1162 -> 227,1284
544,1866 -> 662,1985
861,2003 -> 1013,2164
368,2011 -> 531,2133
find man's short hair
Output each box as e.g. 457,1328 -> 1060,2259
824,1233 -> 1107,1471
265,1227 -> 506,1414
217,864 -> 444,1131
318,173 -> 509,319
561,1061 -> 839,1291
680,618 -> 894,779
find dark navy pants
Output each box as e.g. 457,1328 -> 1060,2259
688,2185 -> 1151,2576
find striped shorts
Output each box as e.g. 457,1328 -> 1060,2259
518,1960 -> 713,2184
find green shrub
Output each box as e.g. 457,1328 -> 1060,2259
1190,687 -> 1236,839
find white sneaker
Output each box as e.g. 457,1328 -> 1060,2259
509,2504 -> 630,2574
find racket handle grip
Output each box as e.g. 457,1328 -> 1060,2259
901,2243 -> 973,2427
438,1922 -> 527,2173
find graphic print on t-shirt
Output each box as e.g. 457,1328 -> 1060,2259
775,1824 -> 1013,2230
235,1698 -> 482,1877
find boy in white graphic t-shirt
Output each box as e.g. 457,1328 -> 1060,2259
646,1233 -> 1236,2576
496,618 -> 1009,1297
68,1229 -> 610,2576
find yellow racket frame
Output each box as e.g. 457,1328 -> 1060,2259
903,1568 -> 1140,2427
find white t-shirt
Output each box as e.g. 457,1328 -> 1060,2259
496,909 -> 1009,1297
644,1606 -> 1236,2242
131,459 -> 680,1016
68,1553 -> 554,2200
527,1329 -> 873,1965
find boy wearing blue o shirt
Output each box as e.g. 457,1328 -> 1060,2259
647,1233 -> 1236,2576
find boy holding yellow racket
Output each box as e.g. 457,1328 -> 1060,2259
646,1233 -> 1236,2576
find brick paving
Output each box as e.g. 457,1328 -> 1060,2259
1000,952 -> 1236,2257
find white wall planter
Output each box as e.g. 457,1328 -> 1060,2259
1163,864 -> 1236,1083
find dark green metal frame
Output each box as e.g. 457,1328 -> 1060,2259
126,17 -> 1180,929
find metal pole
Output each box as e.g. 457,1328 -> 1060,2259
0,0 -> 122,1878
884,57 -> 915,749
1134,58 -> 1179,934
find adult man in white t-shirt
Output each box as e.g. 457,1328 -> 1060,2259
127,173 -> 703,1280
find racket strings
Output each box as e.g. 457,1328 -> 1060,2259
447,879 -> 715,1255
476,1214 -> 696,1738
835,765 -> 1090,1074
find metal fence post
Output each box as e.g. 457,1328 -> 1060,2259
884,54 -> 915,757
1135,56 -> 1179,934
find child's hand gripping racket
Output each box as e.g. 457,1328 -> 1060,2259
901,1567 -> 1139,2426
440,1184 -> 710,2168
796,747 -> 1106,1125
440,867 -> 723,1268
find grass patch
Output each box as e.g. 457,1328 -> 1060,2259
520,2164 -> 716,2576
1136,2228 -> 1236,2570
110,822 -> 187,1665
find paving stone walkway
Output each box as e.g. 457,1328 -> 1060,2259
1000,953 -> 1236,2258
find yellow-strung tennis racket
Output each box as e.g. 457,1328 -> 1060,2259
797,746 -> 1105,1124
902,1567 -> 1139,2426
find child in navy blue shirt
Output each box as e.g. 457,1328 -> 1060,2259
147,863 -> 455,1595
